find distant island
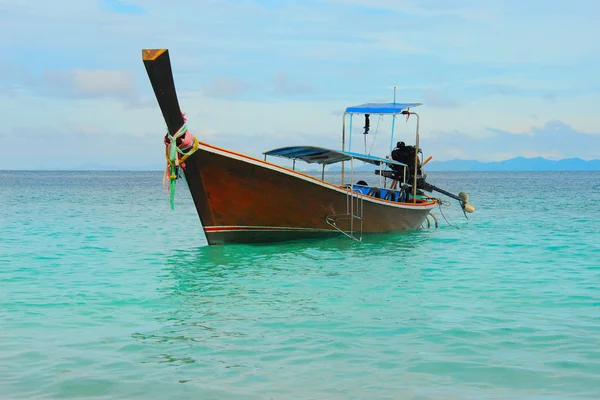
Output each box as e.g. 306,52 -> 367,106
421,157 -> 600,171
328,157 -> 600,172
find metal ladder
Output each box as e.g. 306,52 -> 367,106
325,188 -> 364,241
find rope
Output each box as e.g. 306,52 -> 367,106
422,194 -> 460,229
163,118 -> 199,210
437,201 -> 460,229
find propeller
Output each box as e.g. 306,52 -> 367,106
459,191 -> 476,214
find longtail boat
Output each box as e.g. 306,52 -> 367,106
142,49 -> 474,245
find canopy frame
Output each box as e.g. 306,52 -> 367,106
340,101 -> 422,186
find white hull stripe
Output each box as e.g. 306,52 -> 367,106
204,226 -> 338,233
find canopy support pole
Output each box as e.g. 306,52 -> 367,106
341,113 -> 346,185
348,114 -> 353,152
411,112 -> 420,203
389,115 -> 396,154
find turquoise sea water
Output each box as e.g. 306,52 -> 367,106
1,170 -> 600,399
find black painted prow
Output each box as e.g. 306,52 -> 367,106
142,49 -> 185,144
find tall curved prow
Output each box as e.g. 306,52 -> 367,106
143,49 -> 201,211
142,49 -> 185,144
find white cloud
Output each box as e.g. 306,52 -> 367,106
38,69 -> 140,102
424,119 -> 600,161
270,72 -> 316,96
1,0 -> 599,169
203,77 -> 252,99
201,73 -> 316,99
72,70 -> 138,98
422,89 -> 458,108
357,32 -> 427,54
322,0 -> 476,17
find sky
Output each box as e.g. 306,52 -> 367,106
1,0 -> 599,170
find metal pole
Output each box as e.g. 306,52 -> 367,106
349,114 -> 353,152
412,112 -> 420,203
350,158 -> 354,191
393,86 -> 396,104
389,114 -> 396,154
341,113 -> 345,185
293,159 -> 296,170
350,157 -> 354,234
322,164 -> 325,181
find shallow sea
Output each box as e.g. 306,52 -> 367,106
1,170 -> 599,399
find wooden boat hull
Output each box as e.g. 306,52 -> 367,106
181,142 -> 437,245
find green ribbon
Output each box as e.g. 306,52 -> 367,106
166,124 -> 189,210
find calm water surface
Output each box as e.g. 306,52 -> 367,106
1,170 -> 599,399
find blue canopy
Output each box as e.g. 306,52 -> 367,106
345,102 -> 422,114
263,146 -> 406,167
